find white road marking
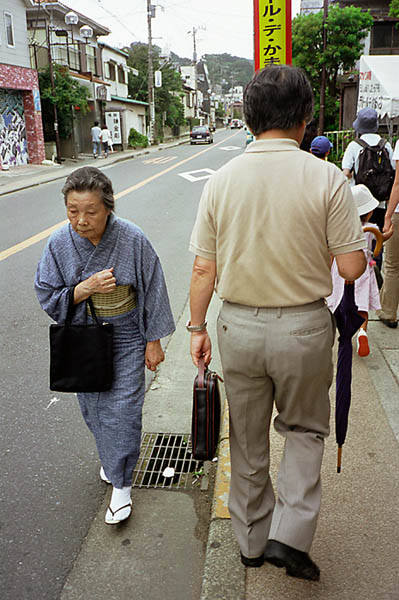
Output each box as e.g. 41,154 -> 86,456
143,156 -> 177,165
178,168 -> 216,182
219,146 -> 242,151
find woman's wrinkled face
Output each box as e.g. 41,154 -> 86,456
66,190 -> 110,246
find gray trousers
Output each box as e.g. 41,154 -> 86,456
217,300 -> 335,558
379,212 -> 399,320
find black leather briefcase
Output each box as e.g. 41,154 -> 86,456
191,357 -> 222,461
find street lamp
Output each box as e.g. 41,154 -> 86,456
80,25 -> 94,42
65,12 -> 79,159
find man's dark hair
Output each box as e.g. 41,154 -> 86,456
243,65 -> 314,136
62,166 -> 115,211
94,121 -> 99,126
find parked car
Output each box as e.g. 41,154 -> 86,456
190,126 -> 213,144
230,119 -> 243,129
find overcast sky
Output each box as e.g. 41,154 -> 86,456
62,0 -> 301,61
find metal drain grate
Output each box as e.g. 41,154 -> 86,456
132,432 -> 202,489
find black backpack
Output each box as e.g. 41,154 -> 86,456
354,138 -> 395,202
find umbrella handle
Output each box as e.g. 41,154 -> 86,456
363,226 -> 383,257
337,446 -> 342,474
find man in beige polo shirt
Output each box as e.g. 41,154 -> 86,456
187,65 -> 366,581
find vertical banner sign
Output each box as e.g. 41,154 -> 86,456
254,0 -> 292,70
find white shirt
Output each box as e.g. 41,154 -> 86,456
91,125 -> 101,142
100,128 -> 111,143
342,133 -> 395,207
342,133 -> 395,174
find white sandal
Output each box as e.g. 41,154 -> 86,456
105,501 -> 132,525
100,466 -> 111,484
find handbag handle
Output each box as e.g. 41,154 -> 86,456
198,356 -> 206,389
65,287 -> 101,326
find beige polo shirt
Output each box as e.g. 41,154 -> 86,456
189,138 -> 366,307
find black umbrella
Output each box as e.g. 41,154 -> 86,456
334,226 -> 383,472
334,282 -> 365,473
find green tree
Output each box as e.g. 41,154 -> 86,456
38,64 -> 90,140
292,5 -> 373,130
126,42 -> 186,139
389,0 -> 399,19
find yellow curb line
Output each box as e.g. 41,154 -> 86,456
212,398 -> 231,520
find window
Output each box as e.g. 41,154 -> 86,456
118,65 -> 126,84
372,22 -> 399,50
108,62 -> 116,81
4,12 -> 15,47
86,45 -> 98,76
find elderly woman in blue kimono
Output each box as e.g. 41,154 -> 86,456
35,166 -> 175,525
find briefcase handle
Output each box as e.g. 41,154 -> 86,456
198,357 -> 223,388
198,356 -> 206,389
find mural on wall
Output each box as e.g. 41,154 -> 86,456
0,90 -> 29,167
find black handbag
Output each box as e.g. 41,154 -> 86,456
49,292 -> 114,393
191,357 -> 222,461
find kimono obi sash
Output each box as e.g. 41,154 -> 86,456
87,285 -> 137,317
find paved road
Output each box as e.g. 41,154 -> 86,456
0,128 -> 245,599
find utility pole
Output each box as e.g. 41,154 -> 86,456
188,26 -> 198,64
318,0 -> 329,135
147,0 -> 156,145
46,25 -> 62,163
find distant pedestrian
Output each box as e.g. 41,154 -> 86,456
378,139 -> 399,328
327,184 -> 393,357
35,166 -> 175,525
90,121 -> 101,159
100,124 -> 111,158
310,135 -> 332,160
188,65 -> 366,581
108,130 -> 114,153
299,118 -> 318,152
342,107 -> 395,230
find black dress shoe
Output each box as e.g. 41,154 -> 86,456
240,552 -> 264,568
264,540 -> 320,581
379,317 -> 398,329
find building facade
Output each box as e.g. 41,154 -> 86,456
26,0 -> 111,156
99,42 -> 147,149
0,0 -> 45,170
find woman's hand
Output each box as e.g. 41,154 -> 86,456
145,340 -> 165,371
74,268 -> 116,303
382,222 -> 394,242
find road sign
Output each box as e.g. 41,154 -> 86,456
254,0 -> 292,70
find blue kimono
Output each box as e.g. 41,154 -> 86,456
35,214 -> 175,488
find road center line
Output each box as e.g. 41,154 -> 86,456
0,132 -> 239,263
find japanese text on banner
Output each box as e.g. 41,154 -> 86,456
257,0 -> 290,68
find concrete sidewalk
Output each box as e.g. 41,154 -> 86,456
0,134 -> 190,197
201,313 -> 399,600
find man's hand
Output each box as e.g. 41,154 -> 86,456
190,331 -> 212,367
145,340 -> 164,371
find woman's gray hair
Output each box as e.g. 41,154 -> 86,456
62,166 -> 115,211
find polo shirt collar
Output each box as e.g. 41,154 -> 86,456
245,138 -> 300,153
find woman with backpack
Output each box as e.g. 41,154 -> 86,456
342,107 -> 395,231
